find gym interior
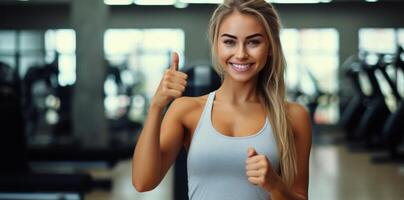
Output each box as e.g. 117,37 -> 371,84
0,0 -> 403,199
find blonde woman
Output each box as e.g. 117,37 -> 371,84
132,0 -> 312,199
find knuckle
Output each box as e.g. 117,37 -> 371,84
163,75 -> 169,82
259,177 -> 265,183
164,70 -> 171,77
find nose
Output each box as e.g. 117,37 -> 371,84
235,44 -> 248,60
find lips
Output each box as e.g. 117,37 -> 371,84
230,62 -> 253,72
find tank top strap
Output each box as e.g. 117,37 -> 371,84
201,90 -> 216,121
207,90 -> 216,107
191,91 -> 216,144
192,90 -> 217,133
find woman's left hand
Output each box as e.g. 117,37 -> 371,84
245,147 -> 280,192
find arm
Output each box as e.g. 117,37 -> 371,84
271,103 -> 312,200
245,103 -> 312,200
132,98 -> 187,192
132,52 -> 188,192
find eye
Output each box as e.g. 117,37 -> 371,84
247,39 -> 261,46
223,39 -> 235,46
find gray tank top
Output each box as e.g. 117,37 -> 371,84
187,90 -> 279,200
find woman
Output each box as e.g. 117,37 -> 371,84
132,0 -> 312,199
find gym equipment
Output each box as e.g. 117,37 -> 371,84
339,55 -> 368,140
341,46 -> 404,157
371,46 -> 404,163
0,62 -> 93,200
21,58 -> 135,164
340,52 -> 391,151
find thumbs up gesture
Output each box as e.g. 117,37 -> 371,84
245,147 -> 280,192
151,52 -> 188,109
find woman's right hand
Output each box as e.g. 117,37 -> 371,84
151,52 -> 188,109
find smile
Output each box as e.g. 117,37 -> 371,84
230,62 -> 253,72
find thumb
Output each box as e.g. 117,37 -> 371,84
247,147 -> 258,158
170,51 -> 179,71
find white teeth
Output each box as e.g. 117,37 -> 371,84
231,63 -> 251,72
232,63 -> 250,68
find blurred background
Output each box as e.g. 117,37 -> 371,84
0,0 -> 403,199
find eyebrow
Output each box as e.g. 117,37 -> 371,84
220,33 -> 264,39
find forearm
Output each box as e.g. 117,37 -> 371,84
132,104 -> 164,191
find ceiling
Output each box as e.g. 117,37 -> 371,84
0,0 -> 401,5
0,0 -> 399,3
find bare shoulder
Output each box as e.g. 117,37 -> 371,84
167,95 -> 208,123
286,102 -> 312,139
287,102 -> 310,121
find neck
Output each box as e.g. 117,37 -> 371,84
216,75 -> 261,104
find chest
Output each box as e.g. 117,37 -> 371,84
183,101 -> 267,150
186,112 -> 279,177
188,133 -> 279,177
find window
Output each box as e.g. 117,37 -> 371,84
104,29 -> 185,122
45,29 -> 76,86
359,28 -> 404,54
0,29 -> 76,86
281,28 -> 339,124
0,31 -> 17,68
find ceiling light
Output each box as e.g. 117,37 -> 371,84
174,1 -> 189,8
180,0 -> 222,4
104,0 -> 133,5
134,0 -> 176,5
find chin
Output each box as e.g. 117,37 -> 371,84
225,72 -> 257,83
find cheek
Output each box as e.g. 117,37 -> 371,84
217,45 -> 232,61
250,47 -> 269,62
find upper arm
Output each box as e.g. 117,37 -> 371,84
159,97 -> 192,177
288,102 -> 312,198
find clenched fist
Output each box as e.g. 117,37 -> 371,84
151,52 -> 188,109
246,147 -> 280,192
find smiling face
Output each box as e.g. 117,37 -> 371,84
216,10 -> 270,83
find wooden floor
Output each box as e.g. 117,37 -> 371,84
85,143 -> 404,200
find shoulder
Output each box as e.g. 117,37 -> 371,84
169,95 -> 208,111
287,102 -> 309,122
166,95 -> 209,122
286,102 -> 312,139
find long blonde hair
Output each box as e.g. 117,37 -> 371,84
208,0 -> 297,188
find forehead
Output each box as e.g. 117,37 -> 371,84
218,10 -> 266,38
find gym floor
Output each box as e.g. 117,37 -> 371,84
84,134 -> 404,200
